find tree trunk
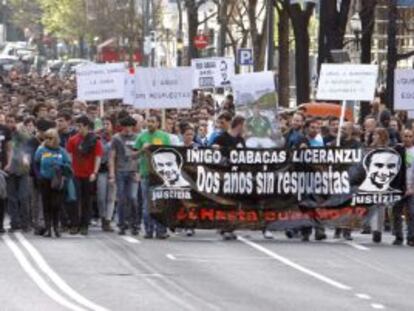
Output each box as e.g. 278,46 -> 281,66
359,0 -> 377,122
277,5 -> 290,107
185,0 -> 199,64
248,0 -> 268,71
289,3 -> 315,105
318,0 -> 351,71
360,0 -> 377,64
217,0 -> 228,57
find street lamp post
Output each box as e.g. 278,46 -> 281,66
350,13 -> 362,56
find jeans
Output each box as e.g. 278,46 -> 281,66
97,172 -> 116,221
393,196 -> 414,241
74,177 -> 94,229
7,174 -> 30,229
141,177 -> 166,236
370,205 -> 385,232
116,171 -> 140,230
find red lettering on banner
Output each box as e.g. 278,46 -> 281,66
227,211 -> 237,221
216,210 -> 227,221
246,212 -> 258,222
200,208 -> 215,221
264,211 -> 277,221
238,211 -> 246,221
177,208 -> 188,221
278,212 -> 289,221
188,209 -> 198,220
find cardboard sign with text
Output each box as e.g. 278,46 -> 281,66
316,64 -> 378,101
191,57 -> 235,89
394,69 -> 414,110
76,63 -> 126,101
134,67 -> 193,109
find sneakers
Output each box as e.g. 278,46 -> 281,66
333,228 -> 341,239
0,227 -> 6,234
392,238 -> 403,246
263,230 -> 274,240
315,233 -> 327,241
131,228 -> 139,236
70,227 -> 79,235
361,227 -> 372,234
80,227 -> 88,236
118,228 -> 126,236
144,233 -> 153,239
156,233 -> 170,240
185,229 -> 194,237
103,220 -> 114,232
222,231 -> 237,240
372,231 -> 382,243
343,231 -> 353,241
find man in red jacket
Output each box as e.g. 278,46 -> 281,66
67,115 -> 103,235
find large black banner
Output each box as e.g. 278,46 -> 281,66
148,146 -> 405,230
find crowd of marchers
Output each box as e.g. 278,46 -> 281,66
0,69 -> 413,246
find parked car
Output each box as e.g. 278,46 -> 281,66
59,59 -> 93,78
0,56 -> 24,73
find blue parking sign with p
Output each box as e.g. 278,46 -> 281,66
238,48 -> 253,66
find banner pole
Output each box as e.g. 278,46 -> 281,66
99,100 -> 104,118
162,109 -> 166,130
336,100 -> 346,147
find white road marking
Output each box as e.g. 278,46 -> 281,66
3,234 -> 86,311
121,236 -> 141,244
164,254 -> 271,262
238,236 -> 352,291
356,293 -> 372,300
15,233 -> 109,311
371,303 -> 386,309
344,242 -> 370,251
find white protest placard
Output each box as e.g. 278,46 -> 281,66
134,67 -> 193,109
76,63 -> 126,101
123,73 -> 136,105
232,71 -> 276,107
394,69 -> 414,110
316,64 -> 378,101
191,57 -> 235,89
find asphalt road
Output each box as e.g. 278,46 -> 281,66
0,227 -> 413,311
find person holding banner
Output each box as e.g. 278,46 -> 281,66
109,116 -> 140,236
298,118 -> 327,242
135,115 -> 170,239
368,128 -> 392,243
393,129 -> 414,246
213,115 -> 246,240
